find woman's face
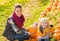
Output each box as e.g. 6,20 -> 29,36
41,21 -> 48,28
15,8 -> 22,17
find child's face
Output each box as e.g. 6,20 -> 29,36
41,21 -> 48,28
15,8 -> 22,16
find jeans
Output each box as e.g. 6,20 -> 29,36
13,34 -> 30,41
38,38 -> 50,41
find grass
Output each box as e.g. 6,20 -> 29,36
0,0 -> 50,41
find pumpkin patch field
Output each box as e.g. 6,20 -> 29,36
0,0 -> 60,41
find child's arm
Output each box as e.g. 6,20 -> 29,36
38,28 -> 50,37
42,28 -> 50,36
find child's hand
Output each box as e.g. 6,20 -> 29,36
27,32 -> 31,35
37,36 -> 41,39
25,31 -> 31,35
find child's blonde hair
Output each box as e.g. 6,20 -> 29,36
38,18 -> 49,27
40,18 -> 49,22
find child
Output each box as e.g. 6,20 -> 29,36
26,22 -> 38,41
37,18 -> 50,41
3,4 -> 30,41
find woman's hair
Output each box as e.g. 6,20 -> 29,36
14,4 -> 22,9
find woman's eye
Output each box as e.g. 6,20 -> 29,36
17,11 -> 22,12
17,11 -> 19,12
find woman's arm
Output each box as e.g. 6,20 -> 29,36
9,18 -> 19,33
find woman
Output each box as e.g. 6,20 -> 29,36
3,4 -> 30,41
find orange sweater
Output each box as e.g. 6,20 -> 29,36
37,27 -> 50,37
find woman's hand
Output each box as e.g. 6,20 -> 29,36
16,30 -> 21,34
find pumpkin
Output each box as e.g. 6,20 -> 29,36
50,29 -> 54,34
53,33 -> 60,40
40,11 -> 46,18
45,3 -> 53,12
46,3 -> 53,12
57,6 -> 60,11
54,13 -> 58,16
50,0 -> 54,3
57,2 -> 60,11
55,0 -> 59,5
55,0 -> 59,4
53,3 -> 58,7
57,17 -> 60,23
54,29 -> 60,33
51,6 -> 57,11
50,2 -> 53,5
51,3 -> 58,11
53,23 -> 60,40
46,5 -> 52,11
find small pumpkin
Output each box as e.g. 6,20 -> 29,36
53,32 -> 60,40
40,11 -> 47,18
50,0 -> 54,3
46,5 -> 52,11
50,29 -> 54,34
57,2 -> 60,11
53,24 -> 60,40
51,3 -> 57,11
55,0 -> 59,3
54,13 -> 58,16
